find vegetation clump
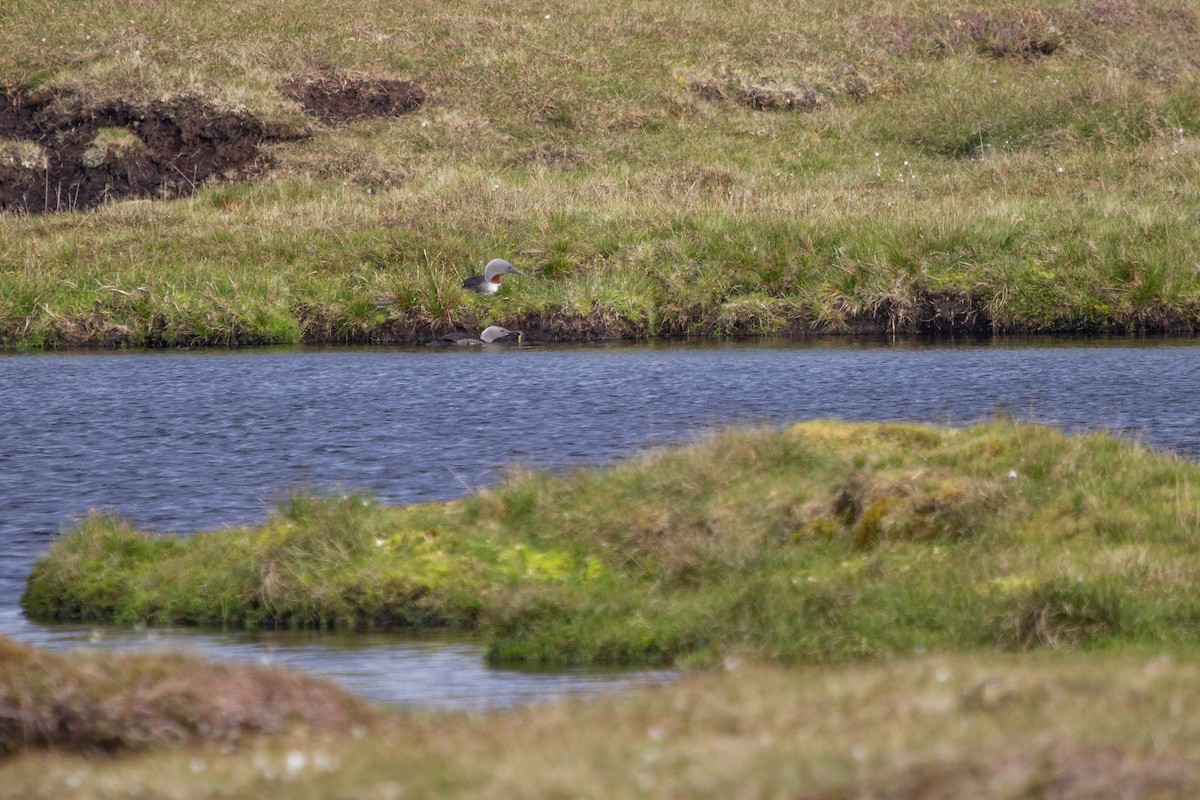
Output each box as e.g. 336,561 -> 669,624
0,636 -> 374,755
24,419 -> 1200,666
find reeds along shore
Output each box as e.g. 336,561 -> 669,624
23,419 -> 1200,666
3,0 -> 1200,347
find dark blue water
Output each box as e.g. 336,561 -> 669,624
2,337 -> 1197,705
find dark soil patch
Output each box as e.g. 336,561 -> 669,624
1,73 -> 426,214
0,91 -> 37,134
281,73 -> 427,125
912,288 -> 993,334
824,287 -> 994,337
687,79 -> 727,102
690,71 -> 876,110
737,84 -> 825,112
0,89 -> 277,213
687,76 -> 830,112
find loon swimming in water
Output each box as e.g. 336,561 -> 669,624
463,258 -> 525,294
426,326 -> 522,347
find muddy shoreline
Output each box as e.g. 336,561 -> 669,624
8,290 -> 1197,349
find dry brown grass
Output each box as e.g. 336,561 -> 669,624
5,653 -> 1200,798
0,637 -> 375,755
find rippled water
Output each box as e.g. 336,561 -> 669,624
23,622 -> 674,708
2,336 -> 1197,705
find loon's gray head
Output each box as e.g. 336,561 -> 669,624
479,325 -> 520,344
483,259 -> 525,284
464,258 -> 526,295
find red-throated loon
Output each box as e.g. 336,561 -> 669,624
463,258 -> 525,294
426,326 -> 523,347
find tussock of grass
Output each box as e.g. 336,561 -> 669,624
0,636 -> 374,755
2,0 -> 1200,345
24,419 -> 1200,666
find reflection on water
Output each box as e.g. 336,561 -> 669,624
25,622 -> 675,710
2,335 -> 1198,705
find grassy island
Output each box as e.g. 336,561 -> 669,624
3,0 -> 1200,346
13,417 -> 1200,796
24,419 -> 1200,665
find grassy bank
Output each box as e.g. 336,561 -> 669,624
3,0 -> 1200,346
24,418 -> 1200,666
6,647 -> 1200,798
0,636 -> 375,756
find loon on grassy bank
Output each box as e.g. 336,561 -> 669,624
463,258 -> 525,294
426,326 -> 523,347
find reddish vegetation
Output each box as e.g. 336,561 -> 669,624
514,143 -> 584,170
934,8 -> 1063,58
853,7 -> 1064,58
1082,0 -> 1146,27
858,746 -> 1197,800
0,637 -> 375,754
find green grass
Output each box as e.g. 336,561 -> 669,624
3,0 -> 1200,345
24,418 -> 1200,666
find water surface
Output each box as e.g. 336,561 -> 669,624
2,336 -> 1197,705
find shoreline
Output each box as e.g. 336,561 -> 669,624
5,306 -> 1200,350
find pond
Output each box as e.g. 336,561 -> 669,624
3,336 -> 1197,706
